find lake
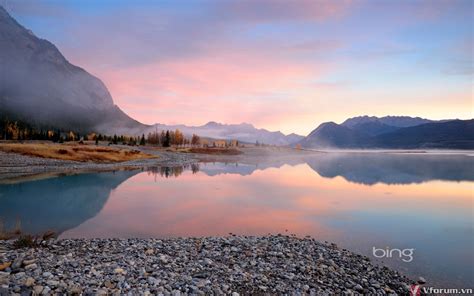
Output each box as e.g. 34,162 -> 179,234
1,152 -> 473,287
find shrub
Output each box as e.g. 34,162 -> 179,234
13,235 -> 37,249
57,149 -> 68,154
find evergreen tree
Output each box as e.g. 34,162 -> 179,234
163,130 -> 171,147
140,134 -> 146,145
160,131 -> 166,146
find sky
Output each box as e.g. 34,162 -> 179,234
4,0 -> 473,135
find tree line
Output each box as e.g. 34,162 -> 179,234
1,117 -> 203,147
1,117 -> 73,142
146,130 -> 200,147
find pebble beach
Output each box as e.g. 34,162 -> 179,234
0,235 -> 413,295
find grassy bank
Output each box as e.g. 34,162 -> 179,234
0,143 -> 157,163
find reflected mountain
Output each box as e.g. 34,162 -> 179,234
146,162 -> 290,177
305,153 -> 474,185
199,162 -> 262,176
0,170 -> 139,235
150,153 -> 474,185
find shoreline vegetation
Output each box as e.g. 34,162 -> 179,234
0,143 -> 157,163
0,235 -> 414,295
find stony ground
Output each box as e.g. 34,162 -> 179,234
0,145 -> 321,183
0,235 -> 413,295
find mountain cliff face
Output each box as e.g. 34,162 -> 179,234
148,122 -> 304,145
0,6 -> 145,133
300,116 -> 474,149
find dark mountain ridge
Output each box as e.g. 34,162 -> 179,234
299,122 -> 370,148
342,115 -> 433,128
300,116 -> 474,149
370,119 -> 474,149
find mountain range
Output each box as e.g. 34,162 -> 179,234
147,122 -> 304,145
299,116 -> 474,149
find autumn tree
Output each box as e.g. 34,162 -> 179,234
147,131 -> 160,145
191,134 -> 200,146
174,129 -> 184,146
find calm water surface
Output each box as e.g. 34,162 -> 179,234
1,153 -> 473,287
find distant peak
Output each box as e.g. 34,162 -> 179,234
204,121 -> 222,127
307,121 -> 340,136
238,122 -> 254,128
319,121 -> 339,128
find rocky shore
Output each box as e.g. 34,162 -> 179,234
0,149 -> 197,183
0,235 -> 413,295
0,145 -> 323,183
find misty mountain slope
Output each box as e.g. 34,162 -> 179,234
0,6 -> 145,133
298,122 -> 370,148
148,122 -> 304,145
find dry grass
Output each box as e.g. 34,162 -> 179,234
0,142 -> 157,163
183,147 -> 243,155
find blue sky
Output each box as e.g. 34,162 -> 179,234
4,0 -> 473,134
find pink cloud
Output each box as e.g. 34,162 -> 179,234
96,49 -> 336,128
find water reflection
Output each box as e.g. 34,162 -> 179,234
0,170 -> 139,235
0,153 -> 473,287
305,153 -> 474,185
145,153 -> 474,185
